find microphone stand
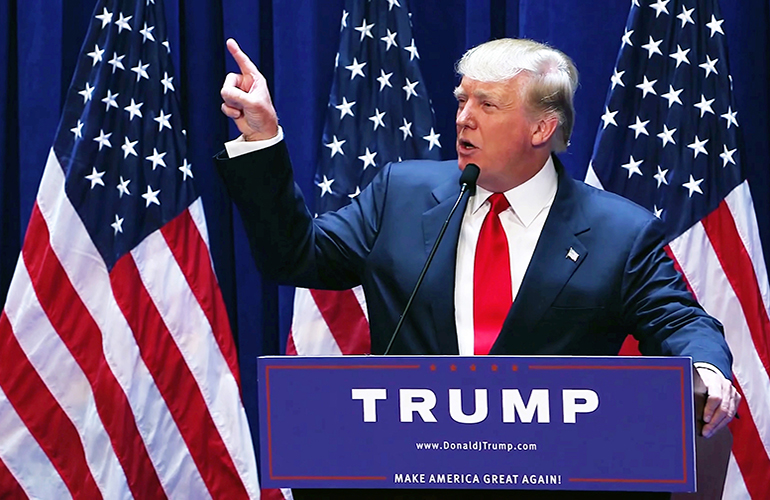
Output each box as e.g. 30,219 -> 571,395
382,164 -> 480,355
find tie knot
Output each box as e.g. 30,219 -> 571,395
488,193 -> 509,217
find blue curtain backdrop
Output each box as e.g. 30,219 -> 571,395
3,0 -> 770,462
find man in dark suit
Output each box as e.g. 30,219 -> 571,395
217,37 -> 740,499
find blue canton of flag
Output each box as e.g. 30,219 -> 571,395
315,0 -> 442,213
287,0 -> 441,359
56,0 -> 194,267
588,0 -> 742,241
588,2 -> 770,498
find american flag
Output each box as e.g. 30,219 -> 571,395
0,0 -> 259,498
587,0 -> 770,497
287,0 -> 441,357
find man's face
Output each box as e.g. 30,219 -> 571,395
455,75 -> 542,192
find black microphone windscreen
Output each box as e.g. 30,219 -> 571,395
459,163 -> 480,194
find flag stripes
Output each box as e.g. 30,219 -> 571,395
309,288 -> 370,354
724,454 -> 752,499
0,315 -> 105,499
0,148 -> 258,497
112,252 -> 247,499
666,185 -> 770,498
0,385 -> 71,499
160,208 -> 242,389
23,205 -> 165,499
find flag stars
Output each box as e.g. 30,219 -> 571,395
115,12 -> 132,33
131,60 -> 150,81
699,55 -> 719,78
399,118 -> 413,139
111,214 -> 124,235
179,159 -> 193,180
629,116 -> 650,138
154,110 -> 172,131
369,108 -> 386,130
423,128 -> 441,150
381,29 -> 398,51
340,10 -> 348,30
636,76 -> 657,98
85,167 -> 106,188
657,124 -> 677,147
721,107 -> 739,128
358,148 -> 377,169
661,85 -> 683,107
108,52 -> 125,73
706,15 -> 725,37
386,0 -> 401,10
377,70 -> 393,91
621,28 -> 634,48
317,175 -> 334,197
146,148 -> 167,170
641,36 -> 663,58
162,40 -> 171,53
71,120 -> 84,140
601,107 -> 618,129
720,145 -> 737,167
349,186 -> 362,199
694,95 -> 715,117
669,45 -> 690,68
677,6 -> 695,27
95,7 -> 112,28
610,69 -> 625,89
682,175 -> 704,197
345,58 -> 366,80
404,39 -> 420,60
79,82 -> 95,103
687,136 -> 709,158
621,156 -> 643,178
102,90 -> 119,111
649,0 -> 670,17
121,136 -> 139,158
124,98 -> 143,120
335,97 -> 356,119
653,205 -> 663,219
654,166 -> 669,187
142,185 -> 161,207
161,72 -> 175,93
93,129 -> 112,150
403,78 -> 419,100
355,18 -> 374,41
325,135 -> 346,157
140,23 -> 155,43
117,176 -> 131,197
87,44 -> 104,66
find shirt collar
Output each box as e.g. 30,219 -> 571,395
469,156 -> 558,227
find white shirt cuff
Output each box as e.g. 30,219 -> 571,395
693,362 -> 727,379
225,126 -> 284,158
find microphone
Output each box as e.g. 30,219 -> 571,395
383,163 -> 480,355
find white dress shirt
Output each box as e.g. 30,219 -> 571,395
454,157 -> 558,355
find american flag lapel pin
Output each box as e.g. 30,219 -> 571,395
566,247 -> 579,262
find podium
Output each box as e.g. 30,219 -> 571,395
257,356 -> 729,496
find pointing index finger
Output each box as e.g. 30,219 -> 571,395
226,38 -> 259,77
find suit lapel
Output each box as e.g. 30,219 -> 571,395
421,176 -> 467,355
492,158 -> 590,353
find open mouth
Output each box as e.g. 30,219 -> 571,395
458,139 -> 476,150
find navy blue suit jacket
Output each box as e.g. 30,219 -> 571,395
216,141 -> 732,377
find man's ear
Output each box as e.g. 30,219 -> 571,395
531,115 -> 559,148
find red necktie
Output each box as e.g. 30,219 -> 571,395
473,193 -> 512,355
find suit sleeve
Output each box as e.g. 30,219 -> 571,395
214,141 -> 390,290
622,216 -> 733,379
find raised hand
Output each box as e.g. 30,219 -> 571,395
220,38 -> 279,141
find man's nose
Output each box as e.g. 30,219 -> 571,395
456,104 -> 476,128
